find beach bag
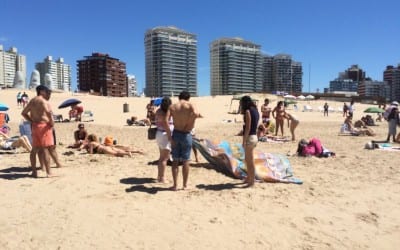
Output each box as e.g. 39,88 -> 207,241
147,125 -> 157,140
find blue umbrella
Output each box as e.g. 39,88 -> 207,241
153,97 -> 163,106
58,98 -> 82,109
0,103 -> 9,111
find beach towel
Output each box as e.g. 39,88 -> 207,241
370,142 -> 400,152
192,138 -> 302,184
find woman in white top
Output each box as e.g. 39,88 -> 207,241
154,97 -> 173,183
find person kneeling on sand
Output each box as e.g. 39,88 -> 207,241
297,138 -> 335,157
86,134 -> 135,157
68,123 -> 88,149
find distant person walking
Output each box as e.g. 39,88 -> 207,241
348,100 -> 355,118
386,104 -> 399,142
323,102 -> 329,116
17,92 -> 22,107
165,91 -> 202,191
21,92 -> 29,108
240,96 -> 259,187
343,103 -> 348,117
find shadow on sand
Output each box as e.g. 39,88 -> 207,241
0,166 -> 32,180
196,182 -> 246,191
120,177 -> 171,194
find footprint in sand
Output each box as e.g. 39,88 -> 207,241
356,211 -> 379,226
304,216 -> 319,224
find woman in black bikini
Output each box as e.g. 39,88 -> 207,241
86,134 -> 134,157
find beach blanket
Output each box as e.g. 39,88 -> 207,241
373,142 -> 400,152
192,138 -> 302,184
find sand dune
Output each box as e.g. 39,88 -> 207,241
0,89 -> 399,249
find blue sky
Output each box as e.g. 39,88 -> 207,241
1,0 -> 399,96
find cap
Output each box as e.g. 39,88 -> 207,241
104,136 -> 113,146
391,101 -> 399,106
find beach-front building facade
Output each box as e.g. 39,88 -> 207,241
127,74 -> 138,97
210,38 -> 262,95
145,26 -> 197,97
35,56 -> 71,91
384,64 -> 400,102
270,54 -> 302,94
0,45 -> 26,88
77,53 -> 128,97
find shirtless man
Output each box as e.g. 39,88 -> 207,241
260,98 -> 272,126
21,85 -> 56,177
165,91 -> 202,191
272,101 -> 286,137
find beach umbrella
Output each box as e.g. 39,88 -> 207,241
297,95 -> 306,100
283,94 -> 296,99
364,107 -> 385,113
305,95 -> 315,100
152,97 -> 163,106
0,103 -> 9,111
58,98 -> 82,109
284,99 -> 297,105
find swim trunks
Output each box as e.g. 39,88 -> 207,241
171,130 -> 192,162
32,122 -> 54,147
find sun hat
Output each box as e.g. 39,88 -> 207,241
104,136 -> 113,146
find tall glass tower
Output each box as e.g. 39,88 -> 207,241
145,26 -> 197,97
210,38 -> 262,95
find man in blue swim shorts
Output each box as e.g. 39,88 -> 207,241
165,91 -> 202,191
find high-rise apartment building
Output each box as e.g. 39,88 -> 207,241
262,55 -> 273,92
384,64 -> 400,101
127,74 -> 138,97
77,53 -> 128,97
271,54 -> 302,94
35,56 -> 71,91
0,45 -> 26,88
210,38 -> 262,95
145,26 -> 197,97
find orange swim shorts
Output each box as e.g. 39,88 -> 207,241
32,122 -> 54,147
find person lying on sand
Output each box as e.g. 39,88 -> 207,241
85,134 -> 136,157
0,130 -> 32,152
343,115 -> 375,136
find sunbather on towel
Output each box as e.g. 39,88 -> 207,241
0,130 -> 32,152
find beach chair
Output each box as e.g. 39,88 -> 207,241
0,112 -> 10,127
303,105 -> 313,112
19,121 -> 33,144
53,114 -> 64,122
82,110 -> 94,122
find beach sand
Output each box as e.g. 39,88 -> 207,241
0,89 -> 399,249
